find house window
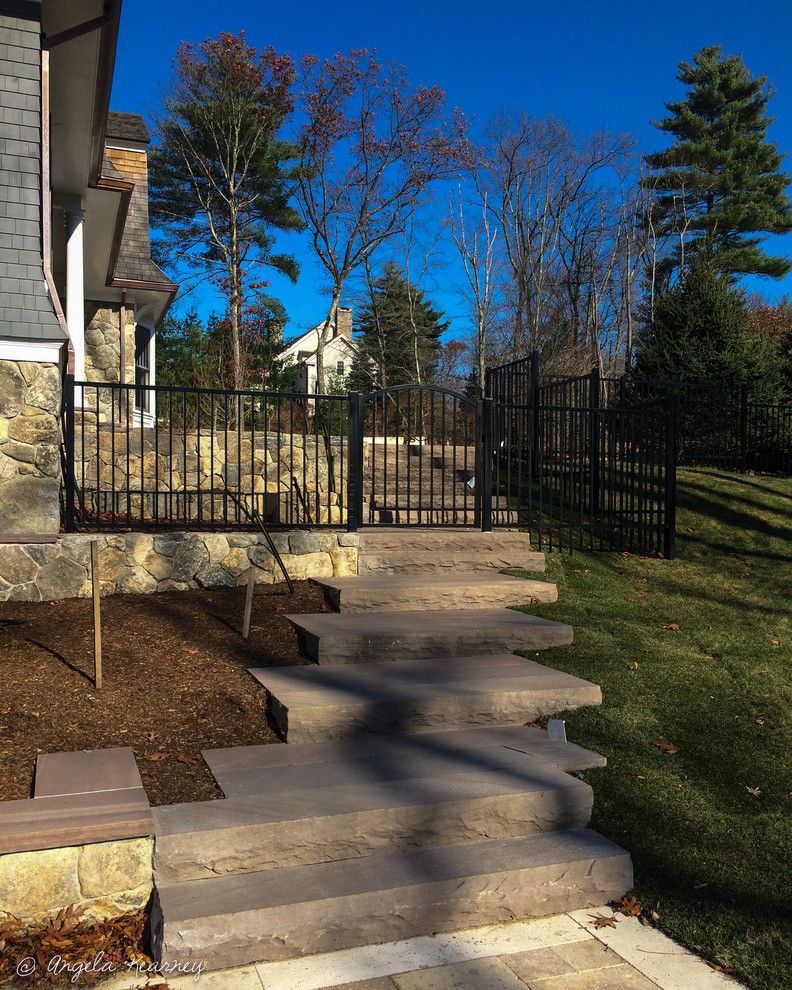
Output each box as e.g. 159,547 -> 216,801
134,324 -> 152,412
336,360 -> 345,375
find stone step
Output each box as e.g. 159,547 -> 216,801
153,755 -> 593,883
154,829 -> 633,970
251,654 -> 598,742
358,549 -> 545,575
286,609 -> 572,664
357,529 -> 531,552
315,573 -> 558,613
203,723 -> 606,778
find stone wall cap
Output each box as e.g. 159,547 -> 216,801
0,787 -> 154,855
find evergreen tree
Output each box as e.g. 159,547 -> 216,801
644,45 -> 792,279
633,260 -> 780,401
156,310 -> 212,389
355,263 -> 449,388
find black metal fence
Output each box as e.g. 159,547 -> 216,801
485,358 -> 676,556
62,369 -> 684,557
64,377 -> 350,531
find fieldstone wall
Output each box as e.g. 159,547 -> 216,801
77,426 -> 347,527
0,530 -> 358,601
0,360 -> 62,535
83,302 -> 135,424
0,837 -> 153,925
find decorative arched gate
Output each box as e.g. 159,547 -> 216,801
349,385 -> 485,527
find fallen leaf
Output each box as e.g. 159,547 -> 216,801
653,741 -> 679,755
617,895 -> 642,917
177,753 -> 200,766
145,752 -> 168,762
636,775 -> 647,781
770,639 -> 780,647
590,912 -> 619,929
145,731 -> 158,742
662,622 -> 680,631
626,661 -> 640,671
708,963 -> 738,975
624,595 -> 636,603
746,786 -> 761,797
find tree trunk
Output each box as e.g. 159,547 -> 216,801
230,222 -> 243,392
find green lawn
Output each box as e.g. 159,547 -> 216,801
513,467 -> 792,990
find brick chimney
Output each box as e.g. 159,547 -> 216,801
334,306 -> 353,339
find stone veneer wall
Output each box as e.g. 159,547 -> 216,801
0,360 -> 62,535
83,302 -> 135,424
0,530 -> 358,601
0,837 -> 153,925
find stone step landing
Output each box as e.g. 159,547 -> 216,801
357,530 -> 531,553
251,654 -> 599,743
286,609 -> 572,665
153,728 -> 597,883
153,829 -> 632,970
315,573 -> 558,613
358,548 -> 546,575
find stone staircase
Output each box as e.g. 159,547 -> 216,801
152,528 -> 631,970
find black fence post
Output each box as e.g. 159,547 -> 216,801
63,373 -> 76,532
664,393 -> 679,559
589,366 -> 601,520
739,383 -> 749,473
480,397 -> 494,532
346,392 -> 363,532
530,350 -> 541,476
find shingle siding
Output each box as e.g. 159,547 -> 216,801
0,0 -> 63,342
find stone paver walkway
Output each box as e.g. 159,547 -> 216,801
145,907 -> 739,990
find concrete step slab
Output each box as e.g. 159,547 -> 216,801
358,550 -> 545,575
250,655 -> 599,742
315,573 -> 558,613
154,829 -> 632,970
153,760 -> 593,882
286,609 -> 572,664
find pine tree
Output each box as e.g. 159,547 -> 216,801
644,45 -> 792,279
355,263 -> 449,388
633,259 -> 781,401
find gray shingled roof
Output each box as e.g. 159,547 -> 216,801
106,111 -> 151,144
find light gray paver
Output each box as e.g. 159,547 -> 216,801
392,956 -> 527,989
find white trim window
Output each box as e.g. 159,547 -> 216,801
133,321 -> 155,425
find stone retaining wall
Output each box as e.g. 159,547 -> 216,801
0,837 -> 153,925
0,359 -> 62,535
0,530 -> 358,601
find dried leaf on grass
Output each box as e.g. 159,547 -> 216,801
661,622 -> 680,631
653,741 -> 680,755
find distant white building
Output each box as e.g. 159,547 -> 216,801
280,306 -> 360,394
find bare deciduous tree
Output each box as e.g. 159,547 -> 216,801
295,50 -> 472,393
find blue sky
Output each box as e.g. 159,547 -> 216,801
111,0 -> 792,339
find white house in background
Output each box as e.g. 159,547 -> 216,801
280,306 -> 360,393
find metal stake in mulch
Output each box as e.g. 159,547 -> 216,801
90,540 -> 102,689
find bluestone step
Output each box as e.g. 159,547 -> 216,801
358,549 -> 546,575
357,530 -> 531,552
316,573 -> 558,613
153,758 -> 593,882
203,723 -> 607,779
154,829 -> 632,970
286,608 -> 573,664
251,654 -> 599,742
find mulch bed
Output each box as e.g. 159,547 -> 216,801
0,581 -> 329,806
